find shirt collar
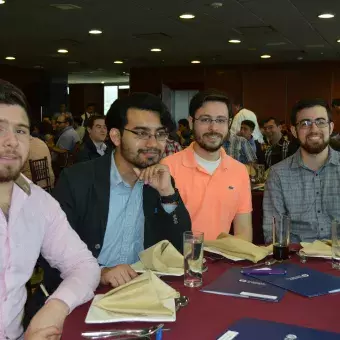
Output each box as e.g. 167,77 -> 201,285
291,147 -> 340,169
14,174 -> 31,195
110,152 -> 124,187
182,142 -> 229,170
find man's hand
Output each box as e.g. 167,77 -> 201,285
25,299 -> 69,340
100,265 -> 138,288
133,164 -> 175,197
24,326 -> 61,340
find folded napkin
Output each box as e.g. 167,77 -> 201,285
95,270 -> 179,316
138,240 -> 184,274
300,240 -> 332,257
204,233 -> 271,263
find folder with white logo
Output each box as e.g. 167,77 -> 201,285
245,263 -> 340,297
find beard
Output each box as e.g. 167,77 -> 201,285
120,142 -> 162,169
300,131 -> 329,154
0,157 -> 23,183
193,130 -> 226,152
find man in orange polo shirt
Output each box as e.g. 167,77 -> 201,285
162,90 -> 252,241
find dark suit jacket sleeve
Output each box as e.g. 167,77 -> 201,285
75,148 -> 91,164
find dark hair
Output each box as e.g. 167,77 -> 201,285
332,98 -> 340,108
178,119 -> 189,129
189,89 -> 230,118
105,92 -> 174,133
73,116 -> 83,126
61,113 -> 73,126
87,114 -> 106,129
291,99 -> 332,125
0,79 -> 30,122
241,120 -> 255,131
86,103 -> 96,108
263,117 -> 280,126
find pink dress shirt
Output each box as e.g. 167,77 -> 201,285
0,175 -> 100,340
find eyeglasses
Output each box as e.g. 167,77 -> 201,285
124,128 -> 169,141
296,118 -> 330,129
193,117 -> 229,125
56,121 -> 65,124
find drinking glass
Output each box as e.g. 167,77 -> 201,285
273,215 -> 290,261
332,220 -> 340,270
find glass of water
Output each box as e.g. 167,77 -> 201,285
183,231 -> 204,287
332,220 -> 340,270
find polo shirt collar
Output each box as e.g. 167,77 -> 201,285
15,174 -> 31,195
182,142 -> 229,170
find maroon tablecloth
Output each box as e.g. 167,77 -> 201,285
62,256 -> 340,339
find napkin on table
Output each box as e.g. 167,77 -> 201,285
204,233 -> 271,263
300,240 -> 332,257
138,240 -> 184,274
94,270 -> 179,316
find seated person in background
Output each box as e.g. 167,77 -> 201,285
229,101 -> 264,143
239,119 -> 265,165
21,135 -> 55,188
163,138 -> 182,158
177,118 -> 192,147
162,89 -> 252,242
0,79 -> 100,340
223,132 -> 257,165
52,93 -> 191,288
263,117 -> 299,169
263,99 -> 340,243
73,116 -> 86,142
48,113 -> 80,157
76,115 -> 108,163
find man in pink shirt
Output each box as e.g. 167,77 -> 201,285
0,79 -> 100,339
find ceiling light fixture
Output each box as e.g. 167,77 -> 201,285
89,29 -> 102,35
337,39 -> 340,43
297,57 -> 303,60
191,60 -> 201,64
0,0 -> 5,4
151,48 -> 162,52
58,49 -> 68,54
5,56 -> 15,60
318,13 -> 335,19
114,60 -> 124,64
101,81 -> 105,84
179,13 -> 195,19
228,39 -> 241,44
261,54 -> 271,59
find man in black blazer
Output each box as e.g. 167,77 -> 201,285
52,93 -> 191,289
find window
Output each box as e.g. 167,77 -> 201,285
103,85 -> 130,115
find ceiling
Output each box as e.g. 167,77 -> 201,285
1,0 -> 340,83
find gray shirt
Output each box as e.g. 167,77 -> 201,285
56,126 -> 80,151
263,147 -> 340,243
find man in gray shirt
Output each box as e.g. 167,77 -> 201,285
263,99 -> 340,243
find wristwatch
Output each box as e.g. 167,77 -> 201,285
160,188 -> 179,204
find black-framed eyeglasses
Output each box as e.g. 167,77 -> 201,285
296,118 -> 330,129
193,117 -> 230,125
124,128 -> 169,141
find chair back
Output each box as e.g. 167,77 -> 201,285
29,157 -> 52,193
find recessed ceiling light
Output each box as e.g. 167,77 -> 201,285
58,49 -> 68,54
89,29 -> 102,35
228,39 -> 241,44
337,39 -> 340,43
191,60 -> 201,64
297,57 -> 303,60
5,56 -> 15,60
179,13 -> 195,19
261,54 -> 271,59
151,48 -> 162,52
0,0 -> 5,4
34,65 -> 44,69
318,13 -> 335,19
101,81 -> 105,84
114,60 -> 124,64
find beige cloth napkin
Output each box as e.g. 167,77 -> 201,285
300,240 -> 332,257
95,271 -> 179,315
205,233 -> 271,263
138,240 -> 184,273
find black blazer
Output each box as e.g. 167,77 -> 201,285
75,137 -> 110,163
53,153 -> 191,257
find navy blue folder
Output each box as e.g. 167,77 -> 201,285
217,318 -> 340,340
201,268 -> 286,302
245,263 -> 340,297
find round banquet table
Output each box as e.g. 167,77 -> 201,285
62,255 -> 340,340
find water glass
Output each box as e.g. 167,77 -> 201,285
183,231 -> 204,288
332,220 -> 340,270
272,215 -> 290,261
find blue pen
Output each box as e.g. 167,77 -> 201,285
156,328 -> 163,340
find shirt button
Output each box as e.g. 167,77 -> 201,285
317,210 -> 321,213
316,192 -> 319,195
95,244 -> 101,250
321,228 -> 324,231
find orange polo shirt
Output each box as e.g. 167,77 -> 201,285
162,143 -> 252,240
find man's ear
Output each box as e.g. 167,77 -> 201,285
109,128 -> 121,147
87,127 -> 91,134
291,125 -> 297,139
188,116 -> 193,130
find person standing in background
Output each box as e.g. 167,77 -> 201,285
81,103 -> 97,126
